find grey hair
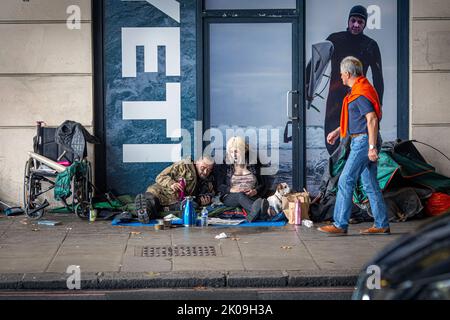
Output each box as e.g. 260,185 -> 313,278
195,155 -> 215,166
340,56 -> 363,77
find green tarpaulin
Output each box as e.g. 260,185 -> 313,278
329,140 -> 450,204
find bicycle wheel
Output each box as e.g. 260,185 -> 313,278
73,160 -> 93,219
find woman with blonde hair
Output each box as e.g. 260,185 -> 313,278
216,136 -> 270,222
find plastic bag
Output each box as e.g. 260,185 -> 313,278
425,193 -> 450,217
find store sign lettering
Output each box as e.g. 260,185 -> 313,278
120,0 -> 181,163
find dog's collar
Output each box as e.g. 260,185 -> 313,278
275,193 -> 283,202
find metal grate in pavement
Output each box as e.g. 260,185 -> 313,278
135,245 -> 217,257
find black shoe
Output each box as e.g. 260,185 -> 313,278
247,198 -> 270,222
259,199 -> 270,221
146,193 -> 160,218
135,194 -> 150,224
247,199 -> 262,222
116,211 -> 134,223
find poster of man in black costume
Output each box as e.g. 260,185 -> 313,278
305,1 -> 398,194
307,5 -> 384,155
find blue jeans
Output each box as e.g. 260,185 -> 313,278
333,134 -> 390,230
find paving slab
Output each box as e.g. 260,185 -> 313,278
0,226 -> 9,234
172,256 -> 244,272
302,238 -> 380,270
120,256 -> 173,273
0,257 -> 51,273
296,222 -> 380,240
0,229 -> 67,244
46,238 -> 127,273
227,228 -> 296,239
69,224 -> 133,235
52,243 -> 127,256
0,243 -> 60,259
235,231 -> 302,244
126,233 -> 172,246
0,220 -> 14,234
0,216 -> 15,224
242,256 -> 317,271
46,255 -> 124,273
238,240 -> 318,271
62,233 -> 129,244
365,237 -> 404,252
170,227 -> 227,245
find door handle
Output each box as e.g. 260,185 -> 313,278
283,120 -> 293,143
286,90 -> 299,120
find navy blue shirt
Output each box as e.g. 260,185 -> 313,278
348,96 -> 375,135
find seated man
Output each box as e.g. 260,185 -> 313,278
135,156 -> 215,223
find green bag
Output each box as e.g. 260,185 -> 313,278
54,161 -> 87,201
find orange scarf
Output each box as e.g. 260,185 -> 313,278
340,76 -> 382,138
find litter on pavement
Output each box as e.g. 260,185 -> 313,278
215,232 -> 228,239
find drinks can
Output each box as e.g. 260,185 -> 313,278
178,178 -> 186,200
89,207 -> 97,222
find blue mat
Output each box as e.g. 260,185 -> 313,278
111,217 -> 286,227
212,221 -> 287,228
112,217 -> 184,227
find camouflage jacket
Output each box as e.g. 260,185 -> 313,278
146,159 -> 199,206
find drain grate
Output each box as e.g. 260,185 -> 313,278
135,246 -> 217,257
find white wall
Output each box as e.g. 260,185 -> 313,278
0,0 -> 93,206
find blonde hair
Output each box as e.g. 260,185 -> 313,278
226,136 -> 248,164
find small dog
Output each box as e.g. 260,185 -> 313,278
267,183 -> 291,216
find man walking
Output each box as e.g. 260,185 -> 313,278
318,56 -> 390,235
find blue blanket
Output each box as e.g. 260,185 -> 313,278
111,217 -> 287,227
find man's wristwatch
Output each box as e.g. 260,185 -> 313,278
369,145 -> 376,151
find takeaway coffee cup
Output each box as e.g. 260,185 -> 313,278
163,218 -> 172,229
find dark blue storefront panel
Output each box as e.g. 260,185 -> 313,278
104,0 -> 197,195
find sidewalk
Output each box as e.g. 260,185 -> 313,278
0,213 -> 424,290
